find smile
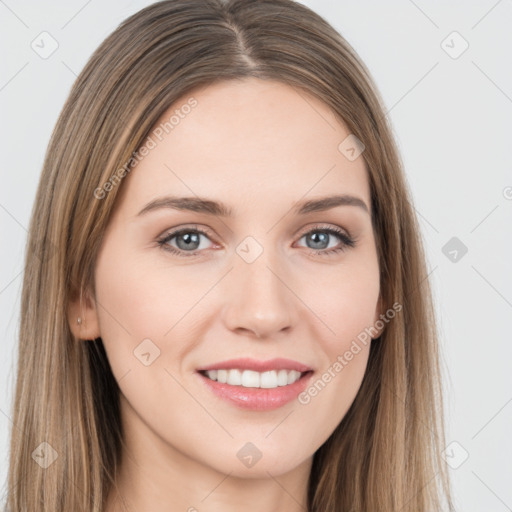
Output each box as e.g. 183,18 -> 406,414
200,368 -> 304,389
196,358 -> 315,411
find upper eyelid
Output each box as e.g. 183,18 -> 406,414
159,223 -> 350,239
158,223 -> 351,247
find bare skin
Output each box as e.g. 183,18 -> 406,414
69,77 -> 383,512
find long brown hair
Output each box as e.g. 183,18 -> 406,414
5,0 -> 453,510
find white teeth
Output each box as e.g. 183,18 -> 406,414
260,370 -> 277,388
287,370 -> 302,384
241,370 -> 260,388
227,369 -> 242,386
203,368 -> 304,388
277,369 -> 288,386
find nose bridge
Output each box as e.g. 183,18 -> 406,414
222,237 -> 297,337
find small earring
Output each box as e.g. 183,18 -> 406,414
77,317 -> 82,325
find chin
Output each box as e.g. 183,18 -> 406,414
206,442 -> 313,479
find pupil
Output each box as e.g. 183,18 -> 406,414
177,232 -> 200,250
309,232 -> 328,249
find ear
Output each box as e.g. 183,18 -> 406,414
371,295 -> 386,340
67,285 -> 101,341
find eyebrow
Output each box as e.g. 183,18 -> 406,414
136,194 -> 369,217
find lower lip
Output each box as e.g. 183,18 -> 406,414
197,371 -> 314,411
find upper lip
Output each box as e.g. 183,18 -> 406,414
197,357 -> 313,373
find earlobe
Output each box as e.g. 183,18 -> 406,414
67,287 -> 101,340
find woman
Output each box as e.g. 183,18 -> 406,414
5,0 -> 453,510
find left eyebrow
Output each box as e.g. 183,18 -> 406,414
136,193 -> 369,218
293,194 -> 369,215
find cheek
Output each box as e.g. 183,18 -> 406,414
93,246 -> 211,380
299,342 -> 370,447
93,251 -> 199,424
295,257 -> 378,425
304,256 -> 380,351
94,245 -> 193,337
92,246 -> 170,376
298,283 -> 374,441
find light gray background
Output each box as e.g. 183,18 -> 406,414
1,1 -> 511,510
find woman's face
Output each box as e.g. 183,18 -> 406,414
84,78 -> 382,478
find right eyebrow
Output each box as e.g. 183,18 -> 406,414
137,196 -> 233,217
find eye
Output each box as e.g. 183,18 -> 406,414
157,225 -> 215,257
295,225 -> 356,256
156,224 -> 357,258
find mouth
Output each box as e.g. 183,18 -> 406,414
195,358 -> 314,411
198,368 -> 310,389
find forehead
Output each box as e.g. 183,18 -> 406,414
115,78 -> 370,217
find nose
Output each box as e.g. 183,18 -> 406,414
221,251 -> 298,340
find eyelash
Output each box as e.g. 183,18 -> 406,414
156,224 -> 356,258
